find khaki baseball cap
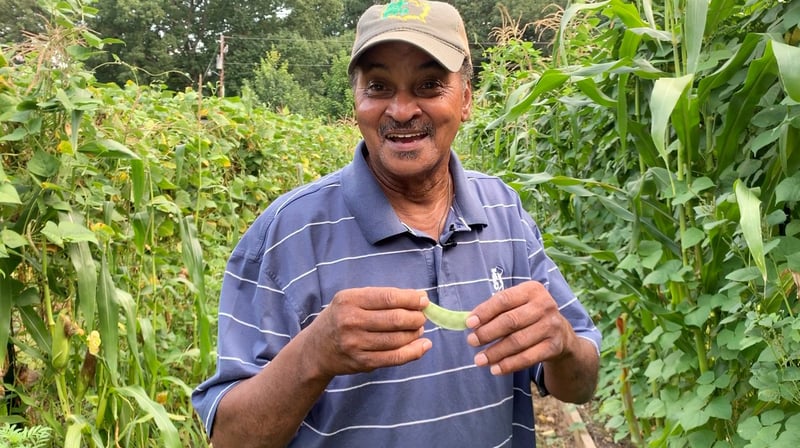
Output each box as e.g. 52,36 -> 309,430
348,0 -> 470,74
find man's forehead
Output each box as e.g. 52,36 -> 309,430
355,41 -> 447,72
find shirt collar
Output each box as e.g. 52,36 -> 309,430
342,141 -> 488,245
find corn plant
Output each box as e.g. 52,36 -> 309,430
0,1 -> 358,446
464,0 -> 800,446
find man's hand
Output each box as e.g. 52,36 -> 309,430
306,287 -> 432,379
465,281 -> 598,403
211,287 -> 432,448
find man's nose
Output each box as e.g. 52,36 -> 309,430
385,90 -> 421,122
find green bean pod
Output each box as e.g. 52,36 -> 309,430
423,301 -> 470,331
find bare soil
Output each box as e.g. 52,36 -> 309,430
534,395 -> 634,448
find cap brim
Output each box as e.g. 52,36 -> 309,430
348,30 -> 465,74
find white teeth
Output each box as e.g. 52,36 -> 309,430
387,132 -> 425,139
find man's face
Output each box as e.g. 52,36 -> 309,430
352,42 -> 472,184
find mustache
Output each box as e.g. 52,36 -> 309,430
379,120 -> 434,137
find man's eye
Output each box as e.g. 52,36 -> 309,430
420,80 -> 440,90
366,81 -> 386,92
417,80 -> 445,96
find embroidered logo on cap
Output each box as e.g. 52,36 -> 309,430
382,0 -> 431,22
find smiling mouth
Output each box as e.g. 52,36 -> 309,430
386,131 -> 428,143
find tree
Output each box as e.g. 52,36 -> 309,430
0,0 -> 44,42
320,49 -> 355,119
245,50 -> 314,115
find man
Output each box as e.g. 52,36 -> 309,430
192,1 -> 601,446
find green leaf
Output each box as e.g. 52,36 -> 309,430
98,253 -> 120,377
597,195 -> 635,222
64,414 -> 105,448
139,317 -> 158,377
688,430 -> 718,447
716,44 -> 778,173
776,414 -> 800,443
650,75 -> 694,168
575,78 -> 616,108
685,0 -> 709,74
643,269 -> 669,285
0,229 -> 26,249
725,266 -> 762,282
41,221 -> 64,247
0,277 -> 22,362
113,385 -> 182,448
603,0 -> 647,29
697,33 -> 761,104
707,396 -> 733,420
131,158 -> 146,208
78,139 -> 140,159
691,177 -> 715,193
678,394 -> 710,430
685,303 -> 712,327
775,173 -> 800,204
68,239 -> 97,332
0,126 -> 28,141
58,221 -> 98,245
682,227 -> 705,249
19,304 -> 51,355
559,1 -> 610,65
734,180 -> 766,281
771,40 -> 800,101
28,150 -> 61,178
488,69 -> 570,129
180,215 -> 212,373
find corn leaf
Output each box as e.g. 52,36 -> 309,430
559,1 -> 610,65
0,277 -> 21,362
716,44 -> 778,173
697,33 -> 761,104
770,40 -> 800,101
649,74 -> 694,169
139,317 -> 159,377
180,215 -> 212,373
19,305 -> 51,354
114,385 -> 182,448
685,0 -> 709,74
117,289 -> 144,380
98,253 -> 120,378
131,158 -> 145,209
64,414 -> 107,448
734,179 -> 766,282
487,69 -> 570,129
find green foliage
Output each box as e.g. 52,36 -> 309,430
0,424 -> 52,448
320,49 -> 356,120
245,50 -> 315,115
0,4 -> 358,446
465,0 -> 800,446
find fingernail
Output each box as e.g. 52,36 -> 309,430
490,365 -> 502,376
474,353 -> 488,367
467,333 -> 479,347
466,315 -> 480,328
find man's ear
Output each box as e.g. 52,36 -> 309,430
461,80 -> 473,122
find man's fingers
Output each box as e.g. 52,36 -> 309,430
353,287 -> 428,311
467,307 -> 539,347
482,343 -> 555,376
348,337 -> 433,372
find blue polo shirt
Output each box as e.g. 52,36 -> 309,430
192,142 -> 601,447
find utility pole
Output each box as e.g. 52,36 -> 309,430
217,33 -> 226,97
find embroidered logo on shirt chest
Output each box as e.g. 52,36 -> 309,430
490,266 -> 505,292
